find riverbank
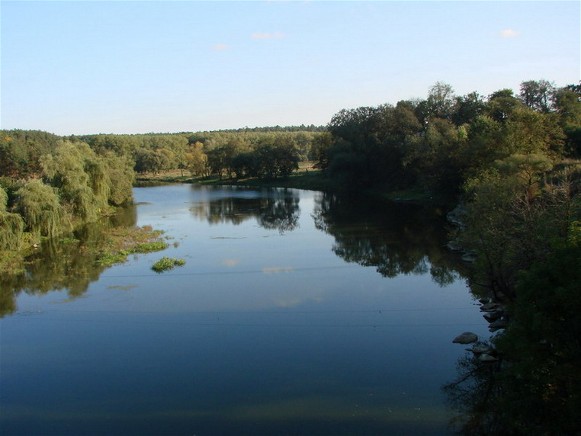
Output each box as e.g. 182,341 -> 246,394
135,167 -> 446,205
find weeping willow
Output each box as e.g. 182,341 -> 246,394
0,212 -> 24,250
0,186 -> 7,213
84,156 -> 111,211
103,154 -> 134,206
15,179 -> 66,238
0,186 -> 24,250
66,184 -> 99,223
41,141 -> 101,222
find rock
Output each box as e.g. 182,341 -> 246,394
489,318 -> 509,332
480,302 -> 500,312
447,204 -> 467,228
471,343 -> 493,355
447,240 -> 463,251
483,310 -> 504,323
453,332 -> 478,344
478,353 -> 498,363
461,251 -> 477,262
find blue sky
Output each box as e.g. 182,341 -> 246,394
1,1 -> 579,135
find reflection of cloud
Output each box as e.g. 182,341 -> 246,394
499,29 -> 519,38
212,43 -> 229,51
274,295 -> 323,308
251,32 -> 285,40
223,259 -> 240,267
262,266 -> 294,274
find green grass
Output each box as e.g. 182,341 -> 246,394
151,256 -> 186,273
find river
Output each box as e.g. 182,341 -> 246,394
0,184 -> 489,435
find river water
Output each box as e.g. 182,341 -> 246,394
0,185 -> 489,435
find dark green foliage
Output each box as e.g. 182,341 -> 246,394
445,244 -> 581,435
321,80 -> 577,200
494,244 -> 581,431
0,130 -> 60,178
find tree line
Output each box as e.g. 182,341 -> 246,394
78,129 -> 325,178
317,79 -> 580,299
317,79 -> 580,433
0,127 -> 325,251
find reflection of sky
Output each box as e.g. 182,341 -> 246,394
2,185 -> 489,435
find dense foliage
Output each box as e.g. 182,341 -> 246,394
0,132 -> 135,251
317,79 -> 580,433
80,128 -> 324,179
318,81 -> 579,196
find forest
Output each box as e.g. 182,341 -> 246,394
1,79 -> 580,432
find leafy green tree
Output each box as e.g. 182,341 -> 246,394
185,142 -> 209,177
0,130 -> 60,178
311,131 -> 333,169
425,81 -> 456,120
102,153 -> 134,206
452,92 -> 487,125
519,79 -> 556,113
0,186 -> 24,250
134,148 -> 160,174
404,117 -> 467,194
460,160 -> 578,301
554,85 -> 581,156
501,106 -> 565,157
41,141 -> 100,222
15,179 -> 66,238
487,89 -> 522,122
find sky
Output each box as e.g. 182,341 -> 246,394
1,1 -> 579,135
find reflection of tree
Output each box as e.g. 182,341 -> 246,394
0,206 -> 137,317
189,187 -> 300,233
443,351 -> 505,434
444,245 -> 581,434
312,192 -> 466,284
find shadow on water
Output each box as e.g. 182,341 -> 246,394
443,258 -> 581,435
0,205 -> 137,317
189,186 -> 301,233
312,192 -> 469,286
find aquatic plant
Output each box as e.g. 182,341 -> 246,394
151,256 -> 185,273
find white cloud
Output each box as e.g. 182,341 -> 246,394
251,32 -> 285,40
499,29 -> 520,39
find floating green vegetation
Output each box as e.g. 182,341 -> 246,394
96,225 -> 168,267
151,256 -> 186,273
133,240 -> 168,253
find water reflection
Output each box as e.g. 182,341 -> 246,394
443,350 -> 504,434
189,186 -> 300,233
313,192 -> 467,285
1,185 -> 485,435
0,206 -> 137,317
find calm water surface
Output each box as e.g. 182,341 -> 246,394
0,185 -> 488,435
